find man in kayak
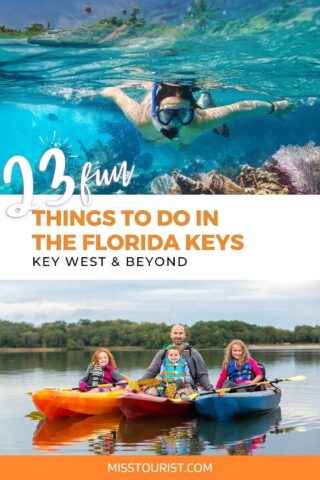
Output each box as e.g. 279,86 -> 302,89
139,324 -> 213,391
100,81 -> 293,146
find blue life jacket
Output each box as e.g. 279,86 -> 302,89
161,344 -> 196,381
227,358 -> 252,382
161,357 -> 187,383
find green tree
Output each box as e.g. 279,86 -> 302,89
293,325 -> 314,343
186,0 -> 220,30
128,6 -> 140,26
0,318 -> 319,350
21,331 -> 40,347
311,326 -> 320,343
0,25 -> 16,33
25,23 -> 46,33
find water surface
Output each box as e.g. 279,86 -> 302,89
0,349 -> 319,455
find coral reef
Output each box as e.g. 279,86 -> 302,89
151,167 -> 290,195
266,142 -> 320,194
151,143 -> 320,195
238,165 -> 290,194
25,141 -> 320,196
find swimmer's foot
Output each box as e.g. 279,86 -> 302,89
213,123 -> 230,138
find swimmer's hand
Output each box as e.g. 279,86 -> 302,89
100,87 -> 122,99
273,100 -> 294,120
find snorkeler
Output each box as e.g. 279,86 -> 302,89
100,82 -> 293,146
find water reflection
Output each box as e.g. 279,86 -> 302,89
118,415 -> 204,455
32,412 -> 205,455
32,409 -> 284,456
33,413 -> 121,452
198,408 -> 281,455
155,421 -> 204,456
117,415 -> 193,443
1,349 -> 319,375
0,350 -> 158,373
88,431 -> 117,455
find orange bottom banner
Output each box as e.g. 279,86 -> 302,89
2,456 -> 320,480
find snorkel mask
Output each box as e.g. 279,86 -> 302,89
151,82 -> 195,140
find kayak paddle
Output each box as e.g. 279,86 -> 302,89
59,378 -> 160,391
136,378 -> 160,387
26,383 -> 113,395
62,383 -> 113,392
27,378 -> 160,395
189,374 -> 306,400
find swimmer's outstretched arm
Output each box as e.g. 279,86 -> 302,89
100,87 -> 147,126
194,99 -> 293,134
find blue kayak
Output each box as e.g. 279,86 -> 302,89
195,390 -> 281,421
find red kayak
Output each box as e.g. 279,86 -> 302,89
119,392 -> 195,420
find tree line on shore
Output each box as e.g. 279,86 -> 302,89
0,6 -> 146,37
0,319 -> 319,349
0,1 -> 224,38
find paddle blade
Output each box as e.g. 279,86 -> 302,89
25,410 -> 44,420
188,392 -> 199,400
137,378 -> 161,387
128,380 -> 140,392
281,375 -> 306,382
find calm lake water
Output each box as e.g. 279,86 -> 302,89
0,349 -> 319,455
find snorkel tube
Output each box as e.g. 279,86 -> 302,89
151,81 -> 179,140
151,81 -> 159,120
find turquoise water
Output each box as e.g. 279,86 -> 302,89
0,349 -> 319,455
0,0 -> 319,193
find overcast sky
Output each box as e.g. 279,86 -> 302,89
0,280 -> 318,329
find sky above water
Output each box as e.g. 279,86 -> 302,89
0,280 -> 318,328
0,0 -> 280,29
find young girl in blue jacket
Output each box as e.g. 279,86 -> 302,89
216,339 -> 263,390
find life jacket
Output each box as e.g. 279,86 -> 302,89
88,364 -> 115,385
161,357 -> 187,384
102,364 -> 115,383
161,344 -> 196,382
227,358 -> 252,382
256,362 -> 266,381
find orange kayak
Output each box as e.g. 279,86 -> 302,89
32,388 -> 125,419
